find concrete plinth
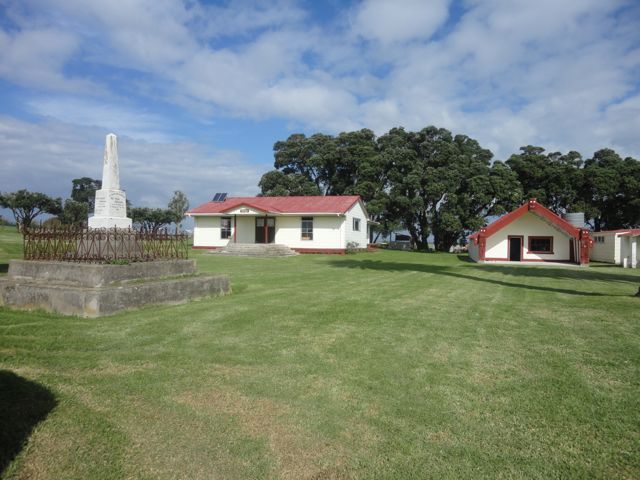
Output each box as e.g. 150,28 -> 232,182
0,260 -> 230,317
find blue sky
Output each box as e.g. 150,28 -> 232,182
1,0 -> 639,216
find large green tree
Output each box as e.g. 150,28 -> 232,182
381,126 -> 521,251
581,149 -> 640,230
258,171 -> 320,196
0,190 -> 62,230
506,146 -> 583,214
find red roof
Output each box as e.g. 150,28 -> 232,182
597,229 -> 640,236
188,195 -> 362,215
469,199 -> 582,240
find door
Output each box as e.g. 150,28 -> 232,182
509,237 -> 522,261
255,217 -> 275,243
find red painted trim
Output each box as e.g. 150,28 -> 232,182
507,235 -> 524,261
221,202 -> 270,214
478,236 -> 486,260
579,229 -> 591,265
292,248 -> 346,255
528,236 -> 554,254
596,228 -> 640,235
484,257 -> 572,263
472,199 -> 580,240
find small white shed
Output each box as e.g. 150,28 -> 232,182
590,229 -> 639,268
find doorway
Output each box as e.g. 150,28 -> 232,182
255,217 -> 275,243
508,236 -> 522,261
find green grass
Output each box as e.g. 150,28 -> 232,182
1,225 -> 639,479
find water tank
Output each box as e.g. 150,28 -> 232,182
563,212 -> 585,228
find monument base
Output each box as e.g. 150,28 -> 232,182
88,216 -> 133,229
0,260 -> 230,318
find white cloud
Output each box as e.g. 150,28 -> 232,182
0,0 -> 639,182
0,27 -> 99,93
0,116 -> 264,211
352,0 -> 451,44
26,97 -> 176,143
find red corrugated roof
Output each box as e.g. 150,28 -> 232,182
597,229 -> 640,236
617,229 -> 640,236
187,195 -> 362,215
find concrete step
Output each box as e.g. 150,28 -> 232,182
217,243 -> 298,257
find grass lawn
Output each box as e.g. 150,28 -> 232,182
1,225 -> 639,479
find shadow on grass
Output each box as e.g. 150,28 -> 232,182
330,259 -> 633,297
453,254 -> 640,284
0,370 -> 57,476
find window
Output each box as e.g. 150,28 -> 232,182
301,217 -> 313,240
528,236 -> 553,253
221,217 -> 232,239
352,218 -> 361,231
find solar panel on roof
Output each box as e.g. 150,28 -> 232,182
212,193 -> 228,202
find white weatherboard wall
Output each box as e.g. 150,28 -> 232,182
193,217 -> 228,248
344,201 -> 369,247
275,215 -> 343,249
484,212 -> 571,261
590,232 -> 620,263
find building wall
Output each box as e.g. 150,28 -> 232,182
590,232 -> 620,263
484,212 -> 571,261
468,240 -> 479,261
193,216 -> 229,248
344,201 -> 369,248
275,215 -> 344,249
619,235 -> 638,268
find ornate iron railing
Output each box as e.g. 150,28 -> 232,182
23,226 -> 189,263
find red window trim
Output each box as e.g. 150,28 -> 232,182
528,236 -> 554,254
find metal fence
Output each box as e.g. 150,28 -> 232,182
23,226 -> 189,263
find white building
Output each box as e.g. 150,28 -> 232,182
468,199 -> 592,265
590,229 -> 639,268
187,195 -> 370,254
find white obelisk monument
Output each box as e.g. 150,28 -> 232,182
88,133 -> 132,229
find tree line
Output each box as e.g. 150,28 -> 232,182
0,178 -> 190,233
258,126 -> 640,251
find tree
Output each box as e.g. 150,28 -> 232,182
130,207 -> 175,233
59,199 -> 89,226
168,190 -> 190,232
258,171 -> 321,196
581,149 -> 640,230
0,190 -> 62,230
505,146 -> 583,214
381,127 -> 522,251
71,177 -> 101,211
379,127 -> 431,250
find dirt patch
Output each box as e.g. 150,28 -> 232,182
176,387 -> 350,480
